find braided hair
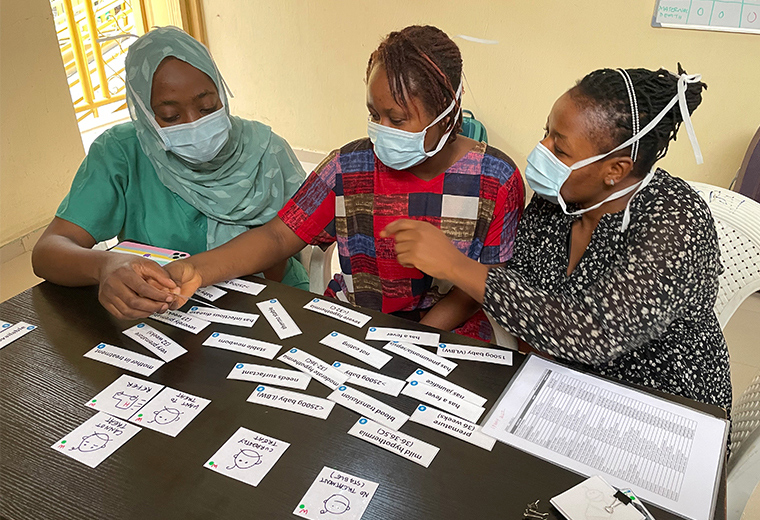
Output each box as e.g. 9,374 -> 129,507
569,65 -> 707,176
367,25 -> 463,142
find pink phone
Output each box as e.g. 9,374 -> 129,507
109,241 -> 190,266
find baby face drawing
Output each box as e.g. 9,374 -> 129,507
321,494 -> 351,515
149,406 -> 182,425
73,432 -> 110,452
226,449 -> 261,470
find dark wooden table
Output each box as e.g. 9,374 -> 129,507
0,280 -> 726,520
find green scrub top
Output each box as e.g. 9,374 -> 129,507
57,122 -> 309,290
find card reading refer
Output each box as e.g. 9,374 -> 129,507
85,374 -> 164,420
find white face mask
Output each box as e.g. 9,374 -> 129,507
367,81 -> 463,170
156,108 -> 232,164
525,72 -> 704,231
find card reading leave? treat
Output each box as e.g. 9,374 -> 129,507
51,412 -> 140,468
293,466 -> 379,519
129,386 -> 210,437
85,374 -> 164,420
204,426 -> 289,487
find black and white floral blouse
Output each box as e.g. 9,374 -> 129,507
484,169 -> 732,412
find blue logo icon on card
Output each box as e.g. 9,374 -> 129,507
236,363 -> 244,369
333,362 -> 341,367
27,326 -> 35,330
439,343 -> 446,348
313,298 -> 319,302
290,348 -> 297,353
97,344 -> 105,349
339,386 -> 347,392
191,306 -> 198,311
269,299 -> 276,303
419,405 -> 427,412
331,332 -> 338,337
1,323 -> 9,328
359,418 -> 367,424
257,386 -> 265,392
137,323 -> 145,328
410,380 -> 418,386
416,369 -> 424,375
212,332 -> 219,337
369,327 -> 376,332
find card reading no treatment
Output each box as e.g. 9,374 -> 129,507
205,426 -> 289,487
52,411 -> 140,468
294,466 -> 379,520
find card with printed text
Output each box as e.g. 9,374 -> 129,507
52,412 -> 140,468
85,374 -> 164,419
129,386 -> 210,437
204,426 -> 289,487
293,466 -> 378,519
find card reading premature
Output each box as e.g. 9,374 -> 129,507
347,417 -> 439,468
123,323 -> 187,362
85,374 -> 164,420
257,298 -> 302,339
203,332 -> 282,360
410,405 -> 496,451
204,426 -> 289,487
215,278 -> 266,296
52,412 -> 140,468
129,386 -> 210,437
293,466 -> 379,519
83,343 -> 164,376
304,298 -> 372,328
150,309 -> 210,334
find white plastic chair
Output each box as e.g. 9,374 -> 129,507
301,243 -> 338,296
688,182 -> 760,329
728,371 -> 760,520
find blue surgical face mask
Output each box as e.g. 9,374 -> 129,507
367,81 -> 462,170
156,107 -> 232,164
525,72 -> 704,231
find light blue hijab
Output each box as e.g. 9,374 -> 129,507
124,26 -> 305,248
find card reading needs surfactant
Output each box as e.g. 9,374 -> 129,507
347,417 -> 439,468
293,466 -> 379,519
328,385 -> 408,430
410,404 -> 496,451
52,412 -> 140,468
332,361 -> 405,397
122,323 -> 187,362
437,342 -> 513,365
187,306 -> 259,327
382,341 -> 457,377
203,332 -> 282,360
228,362 -> 311,390
247,385 -> 335,420
83,343 -> 164,376
320,331 -> 392,369
365,326 -> 439,347
0,321 -> 36,350
303,298 -> 372,328
204,426 -> 289,487
278,348 -> 347,390
215,278 -> 266,296
129,386 -> 210,437
257,298 -> 302,339
150,309 -> 210,334
195,285 -> 227,302
85,374 -> 164,420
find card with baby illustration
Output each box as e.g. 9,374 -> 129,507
204,426 -> 289,487
129,386 -> 210,437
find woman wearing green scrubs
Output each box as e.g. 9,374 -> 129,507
33,27 -> 308,319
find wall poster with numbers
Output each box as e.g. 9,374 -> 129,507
653,0 -> 760,34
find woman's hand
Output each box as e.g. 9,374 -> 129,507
98,255 -> 179,319
163,260 -> 204,309
380,219 -> 464,280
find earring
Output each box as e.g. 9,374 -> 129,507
607,179 -> 615,186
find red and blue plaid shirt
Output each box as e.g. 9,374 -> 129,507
279,138 -> 524,340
